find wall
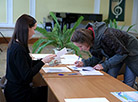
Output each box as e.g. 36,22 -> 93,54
0,0 -> 136,27
100,0 -> 134,26
35,0 -> 95,23
13,0 -> 29,23
0,0 -> 7,23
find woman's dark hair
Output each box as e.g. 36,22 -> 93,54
71,28 -> 94,46
8,14 -> 37,51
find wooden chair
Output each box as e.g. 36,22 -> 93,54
0,87 -> 6,102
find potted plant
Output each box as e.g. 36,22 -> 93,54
32,12 -> 84,56
104,19 -> 137,33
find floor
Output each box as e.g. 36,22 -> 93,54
0,43 -> 138,90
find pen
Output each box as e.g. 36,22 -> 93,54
58,74 -> 64,76
77,56 -> 80,61
76,56 -> 80,64
82,69 -> 90,71
68,73 -> 78,75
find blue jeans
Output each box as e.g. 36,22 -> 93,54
107,63 -> 136,87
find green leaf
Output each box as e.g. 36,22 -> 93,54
65,42 -> 82,57
129,29 -> 138,33
36,40 -> 55,53
109,19 -> 113,28
49,12 -> 61,32
127,24 -> 136,32
113,19 -> 118,29
66,16 -> 84,43
32,38 -> 47,53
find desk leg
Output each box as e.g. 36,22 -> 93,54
48,87 -> 59,102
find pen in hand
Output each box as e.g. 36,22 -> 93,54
75,56 -> 83,67
77,56 -> 80,62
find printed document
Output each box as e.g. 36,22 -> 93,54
64,97 -> 109,102
67,66 -> 104,75
111,91 -> 138,102
42,67 -> 71,73
54,47 -> 68,62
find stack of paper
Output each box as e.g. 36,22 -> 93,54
64,98 -> 109,102
42,67 -> 71,73
111,91 -> 138,102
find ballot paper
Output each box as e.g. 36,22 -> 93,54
54,47 -> 68,62
30,54 -> 50,60
64,97 -> 109,102
42,67 -> 71,73
67,66 -> 93,71
79,70 -> 104,76
111,91 -> 138,102
67,66 -> 104,75
60,54 -> 81,64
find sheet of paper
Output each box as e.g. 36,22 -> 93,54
54,47 -> 68,62
42,67 -> 71,73
67,66 -> 93,71
79,70 -> 104,76
60,55 -> 81,64
30,54 -> 49,60
111,91 -> 138,102
64,97 -> 109,102
67,66 -> 103,75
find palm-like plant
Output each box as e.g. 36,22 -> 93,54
105,19 -> 137,33
32,12 -> 84,56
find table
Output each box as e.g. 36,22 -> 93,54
41,70 -> 136,102
32,54 -> 136,102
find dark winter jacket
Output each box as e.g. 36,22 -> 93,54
82,22 -> 138,76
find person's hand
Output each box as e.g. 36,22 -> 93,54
42,54 -> 56,63
93,64 -> 103,70
74,61 -> 84,67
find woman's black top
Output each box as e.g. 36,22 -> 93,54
4,41 -> 44,102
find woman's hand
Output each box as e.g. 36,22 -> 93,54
42,54 -> 56,63
74,61 -> 84,67
93,64 -> 103,70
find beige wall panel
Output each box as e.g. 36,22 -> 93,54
118,0 -> 133,26
13,0 -> 29,23
36,0 -> 94,23
100,0 -> 109,21
0,0 -> 7,23
100,0 -> 133,26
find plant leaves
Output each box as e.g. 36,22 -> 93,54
36,40 -> 55,53
127,24 -> 136,32
65,42 -> 82,57
32,38 -> 48,53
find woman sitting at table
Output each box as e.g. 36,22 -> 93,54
4,14 -> 56,102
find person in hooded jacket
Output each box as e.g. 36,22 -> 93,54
71,22 -> 138,87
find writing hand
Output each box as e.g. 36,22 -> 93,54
74,61 -> 84,67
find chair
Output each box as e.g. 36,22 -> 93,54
0,76 -> 6,102
0,87 -> 6,102
0,32 -> 9,52
0,76 -> 7,89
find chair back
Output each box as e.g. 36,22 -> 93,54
0,87 -> 6,102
